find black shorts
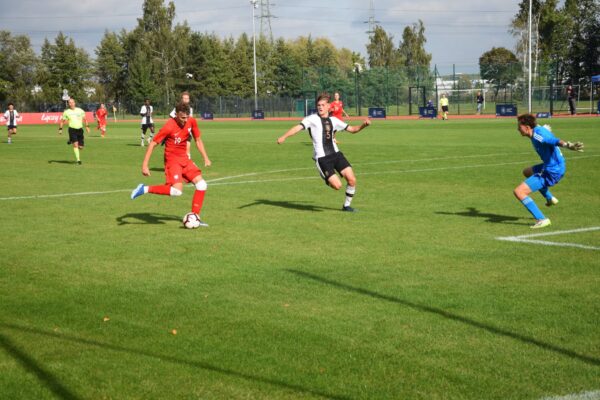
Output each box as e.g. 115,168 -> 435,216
68,128 -> 84,146
142,124 -> 154,133
442,105 -> 449,112
316,152 -> 351,182
7,125 -> 16,130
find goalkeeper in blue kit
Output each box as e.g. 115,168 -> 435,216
514,114 -> 584,229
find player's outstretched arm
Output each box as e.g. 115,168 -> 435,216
141,141 -> 157,176
560,140 -> 585,152
277,124 -> 303,144
346,119 -> 371,134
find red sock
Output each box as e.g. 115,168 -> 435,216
191,190 -> 206,214
148,185 -> 171,195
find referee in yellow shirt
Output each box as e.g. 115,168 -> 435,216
59,98 -> 90,165
439,93 -> 449,120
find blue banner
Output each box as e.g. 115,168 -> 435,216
536,112 -> 551,119
368,107 -> 386,118
252,110 -> 264,120
496,104 -> 518,117
202,112 -> 214,120
419,106 -> 437,118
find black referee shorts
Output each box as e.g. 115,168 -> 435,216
68,128 -> 84,146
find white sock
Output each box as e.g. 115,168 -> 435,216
344,185 -> 356,207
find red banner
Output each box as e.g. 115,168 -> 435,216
0,112 -> 95,125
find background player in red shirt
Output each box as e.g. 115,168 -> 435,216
130,102 -> 212,226
329,92 -> 350,120
95,103 -> 108,137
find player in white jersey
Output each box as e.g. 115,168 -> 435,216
169,91 -> 194,158
4,103 -> 19,144
277,92 -> 371,212
139,99 -> 154,146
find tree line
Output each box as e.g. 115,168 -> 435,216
0,0 -> 597,112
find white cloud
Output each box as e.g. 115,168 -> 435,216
0,0 -> 522,73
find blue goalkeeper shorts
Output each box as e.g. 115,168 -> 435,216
525,163 -> 564,192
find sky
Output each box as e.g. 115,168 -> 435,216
0,0 -> 524,74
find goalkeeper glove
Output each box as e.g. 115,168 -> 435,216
565,141 -> 584,152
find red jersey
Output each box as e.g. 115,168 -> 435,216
96,108 -> 107,122
153,117 -> 201,161
330,100 -> 344,119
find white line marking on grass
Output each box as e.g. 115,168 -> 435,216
540,390 -> 600,400
1,154 -> 598,201
497,227 -> 600,251
0,189 -> 130,201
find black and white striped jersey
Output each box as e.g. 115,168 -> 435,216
139,105 -> 153,125
300,114 -> 348,159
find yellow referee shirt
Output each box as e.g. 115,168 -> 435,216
62,108 -> 86,129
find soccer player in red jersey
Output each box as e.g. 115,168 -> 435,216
329,92 -> 349,120
130,102 -> 212,226
95,103 -> 108,137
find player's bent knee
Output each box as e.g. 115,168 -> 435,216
195,179 -> 207,191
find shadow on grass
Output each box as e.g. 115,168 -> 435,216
116,213 -> 181,225
125,144 -> 145,147
286,269 -> 600,367
48,160 -> 77,165
238,199 -> 337,212
436,207 -> 530,225
0,332 -> 82,400
150,167 -> 164,172
0,323 -> 348,400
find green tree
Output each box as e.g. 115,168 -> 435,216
0,31 -> 39,106
397,20 -> 431,67
129,0 -> 191,108
95,31 -> 127,103
39,32 -> 92,104
272,38 -> 302,97
185,32 -> 231,98
366,26 -> 398,68
229,33 -> 254,97
479,47 -> 522,93
562,0 -> 600,84
127,50 -> 160,107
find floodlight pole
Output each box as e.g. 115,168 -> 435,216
251,0 -> 259,111
528,0 -> 532,113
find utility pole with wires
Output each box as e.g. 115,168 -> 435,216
259,0 -> 276,42
364,0 -> 379,35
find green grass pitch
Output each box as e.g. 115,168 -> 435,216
1,117 -> 599,399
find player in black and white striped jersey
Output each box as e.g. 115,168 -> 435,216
277,92 -> 370,212
139,99 -> 154,146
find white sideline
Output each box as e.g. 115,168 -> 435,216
541,390 -> 600,400
497,227 -> 600,251
0,154 -> 598,201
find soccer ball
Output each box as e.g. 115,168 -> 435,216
182,212 -> 200,229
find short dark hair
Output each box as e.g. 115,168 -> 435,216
517,113 -> 537,128
181,91 -> 190,98
175,102 -> 190,115
317,92 -> 330,103
7,102 -> 14,107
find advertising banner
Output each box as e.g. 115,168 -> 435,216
0,112 -> 94,125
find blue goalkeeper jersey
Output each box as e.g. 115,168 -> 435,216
531,125 -> 565,176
